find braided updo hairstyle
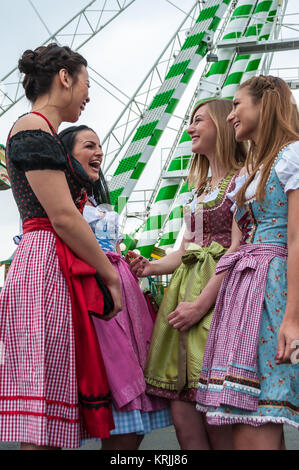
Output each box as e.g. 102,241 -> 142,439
235,75 -> 299,206
18,43 -> 87,103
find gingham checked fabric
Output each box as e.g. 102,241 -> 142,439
22,219 -> 114,439
110,407 -> 172,436
0,231 -> 89,448
196,243 -> 287,411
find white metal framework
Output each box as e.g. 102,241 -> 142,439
0,0 -> 136,117
1,0 -> 298,258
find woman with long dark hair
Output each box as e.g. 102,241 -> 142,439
59,124 -> 172,450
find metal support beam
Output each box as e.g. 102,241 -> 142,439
217,36 -> 299,54
0,0 -> 136,117
101,1 -> 201,175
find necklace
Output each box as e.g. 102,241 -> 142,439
201,174 -> 227,195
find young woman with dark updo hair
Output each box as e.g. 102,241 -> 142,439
196,76 -> 299,449
0,43 -> 122,450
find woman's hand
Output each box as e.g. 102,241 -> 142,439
102,277 -> 122,321
125,251 -> 152,277
168,300 -> 206,332
277,189 -> 299,363
276,316 -> 299,364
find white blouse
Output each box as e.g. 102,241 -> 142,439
186,186 -> 229,213
227,141 -> 299,210
275,140 -> 299,193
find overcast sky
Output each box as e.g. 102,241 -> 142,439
1,0 -> 299,285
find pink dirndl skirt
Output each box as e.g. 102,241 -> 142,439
0,230 -> 88,448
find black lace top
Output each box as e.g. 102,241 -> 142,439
6,128 -> 92,221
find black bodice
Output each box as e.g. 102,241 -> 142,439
6,129 -> 92,221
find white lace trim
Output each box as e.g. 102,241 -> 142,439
195,406 -> 299,429
198,382 -> 207,391
223,380 -> 261,396
183,187 -> 222,212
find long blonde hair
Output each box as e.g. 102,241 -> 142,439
188,99 -> 247,191
236,75 -> 299,206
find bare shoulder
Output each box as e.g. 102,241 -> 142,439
10,113 -> 52,137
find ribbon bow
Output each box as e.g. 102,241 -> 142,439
182,241 -> 226,266
215,249 -> 258,275
215,243 -> 288,276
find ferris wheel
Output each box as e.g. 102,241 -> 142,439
1,0 -> 298,259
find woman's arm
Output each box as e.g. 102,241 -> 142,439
276,188 -> 299,364
127,232 -> 189,277
26,169 -> 122,317
168,217 -> 242,332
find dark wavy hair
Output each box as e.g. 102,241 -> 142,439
18,43 -> 87,103
58,125 -> 111,206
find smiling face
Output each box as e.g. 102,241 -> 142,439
72,129 -> 103,182
63,66 -> 90,122
227,87 -> 261,143
187,104 -> 217,157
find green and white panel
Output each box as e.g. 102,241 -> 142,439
198,0 -> 258,99
135,1 -> 237,257
222,0 -> 279,98
137,130 -> 193,257
161,0 -> 280,254
241,0 -> 279,82
109,0 -> 232,215
158,179 -> 192,253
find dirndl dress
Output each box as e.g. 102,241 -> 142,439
196,142 -> 299,430
144,171 -> 240,402
0,121 -> 113,448
83,202 -> 172,435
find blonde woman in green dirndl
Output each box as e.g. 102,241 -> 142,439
128,99 -> 247,450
